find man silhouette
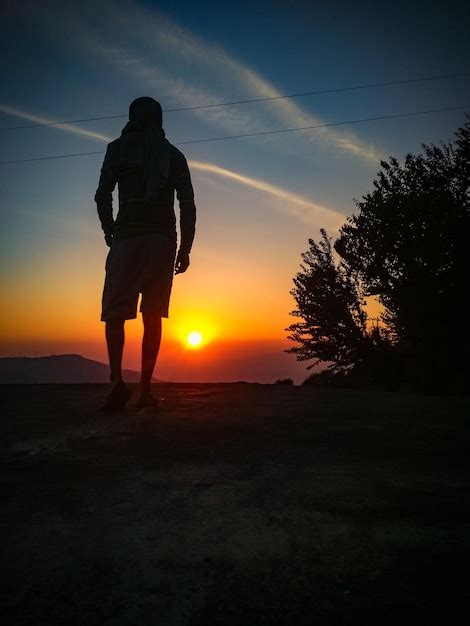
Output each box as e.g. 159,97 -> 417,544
95,96 -> 196,410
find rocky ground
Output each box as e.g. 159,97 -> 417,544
1,383 -> 470,625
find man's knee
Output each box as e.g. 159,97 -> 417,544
106,318 -> 125,330
142,311 -> 162,330
142,310 -> 161,320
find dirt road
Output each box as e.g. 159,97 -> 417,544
2,384 -> 469,625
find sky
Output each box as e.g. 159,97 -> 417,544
0,0 -> 469,382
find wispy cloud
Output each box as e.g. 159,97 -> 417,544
134,11 -> 380,162
0,103 -> 344,228
50,0 -> 380,163
0,104 -> 111,143
190,161 -> 344,229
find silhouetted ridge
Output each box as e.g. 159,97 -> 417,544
0,354 -> 160,384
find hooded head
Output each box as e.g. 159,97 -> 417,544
128,96 -> 163,128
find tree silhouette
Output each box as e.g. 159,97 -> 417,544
287,119 -> 469,391
335,119 -> 469,389
286,229 -> 369,375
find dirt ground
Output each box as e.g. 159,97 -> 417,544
1,383 -> 470,625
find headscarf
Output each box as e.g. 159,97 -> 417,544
119,97 -> 171,202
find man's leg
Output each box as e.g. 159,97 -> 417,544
138,312 -> 162,404
105,318 -> 125,387
100,318 -> 132,411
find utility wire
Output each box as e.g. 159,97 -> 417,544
0,71 -> 468,131
0,150 -> 108,164
176,105 -> 469,145
0,104 -> 468,165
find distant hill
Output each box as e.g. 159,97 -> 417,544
0,354 -> 160,384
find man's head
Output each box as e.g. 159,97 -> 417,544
129,97 -> 163,127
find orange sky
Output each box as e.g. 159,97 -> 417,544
0,200 -> 320,382
1,0 -> 467,383
0,174 -> 383,384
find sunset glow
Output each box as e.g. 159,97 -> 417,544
0,1 -> 466,384
187,331 -> 203,348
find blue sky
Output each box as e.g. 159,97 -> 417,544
0,0 -> 469,381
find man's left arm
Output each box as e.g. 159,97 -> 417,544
95,143 -> 118,246
174,154 -> 196,273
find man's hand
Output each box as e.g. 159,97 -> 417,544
175,249 -> 190,274
104,232 -> 114,247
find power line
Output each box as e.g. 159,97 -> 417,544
0,71 -> 468,131
176,105 -> 469,145
0,150 -> 107,164
0,104 -> 467,165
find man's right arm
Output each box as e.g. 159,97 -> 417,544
95,143 -> 118,243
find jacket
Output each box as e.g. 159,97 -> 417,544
95,127 -> 196,253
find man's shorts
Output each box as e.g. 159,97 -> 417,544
101,232 -> 177,321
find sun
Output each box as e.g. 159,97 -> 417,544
175,315 -> 216,349
187,330 -> 203,348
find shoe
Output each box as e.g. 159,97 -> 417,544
99,381 -> 132,412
